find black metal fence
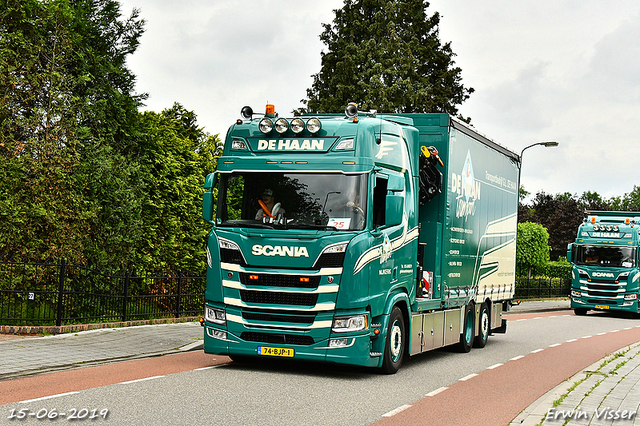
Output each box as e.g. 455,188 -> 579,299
0,257 -> 205,327
514,277 -> 571,300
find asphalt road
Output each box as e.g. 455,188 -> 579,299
2,310 -> 640,426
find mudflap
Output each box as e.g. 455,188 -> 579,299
492,318 -> 507,334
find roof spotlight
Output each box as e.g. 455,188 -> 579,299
275,118 -> 289,134
240,106 -> 253,120
291,118 -> 305,134
345,102 -> 358,118
259,118 -> 273,134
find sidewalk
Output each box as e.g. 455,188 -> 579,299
510,342 -> 640,425
0,321 -> 204,381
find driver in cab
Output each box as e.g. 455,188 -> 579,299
255,188 -> 284,220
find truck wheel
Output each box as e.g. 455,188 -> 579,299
574,308 -> 588,316
458,304 -> 474,353
474,303 -> 489,348
381,306 -> 405,374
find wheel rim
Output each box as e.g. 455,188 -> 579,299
389,320 -> 403,362
480,309 -> 489,339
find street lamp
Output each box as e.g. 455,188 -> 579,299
517,140 -> 559,210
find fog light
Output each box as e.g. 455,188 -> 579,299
329,338 -> 350,348
208,328 -> 228,340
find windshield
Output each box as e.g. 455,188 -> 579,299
218,172 -> 368,231
574,245 -> 636,268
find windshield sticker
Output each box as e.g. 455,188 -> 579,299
328,218 -> 351,230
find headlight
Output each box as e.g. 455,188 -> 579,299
306,118 -> 321,134
290,118 -> 305,134
332,314 -> 368,333
275,118 -> 289,134
231,139 -> 247,150
335,139 -> 354,150
259,118 -> 273,134
624,294 -> 638,301
205,306 -> 226,325
571,290 -> 581,298
219,239 -> 240,251
323,242 -> 348,254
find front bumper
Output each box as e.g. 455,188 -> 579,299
203,323 -> 380,368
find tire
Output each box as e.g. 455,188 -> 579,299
457,304 -> 474,353
574,308 -> 588,316
474,303 -> 489,348
381,306 -> 405,374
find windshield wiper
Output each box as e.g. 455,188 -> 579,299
219,222 -> 276,229
287,223 -> 339,231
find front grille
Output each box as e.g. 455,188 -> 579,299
241,332 -> 314,345
314,252 -> 345,268
239,273 -> 319,289
242,310 -> 316,325
220,248 -> 246,266
240,290 -> 318,306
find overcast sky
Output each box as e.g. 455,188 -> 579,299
118,0 -> 640,201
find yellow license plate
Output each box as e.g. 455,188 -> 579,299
257,346 -> 294,358
595,305 -> 610,310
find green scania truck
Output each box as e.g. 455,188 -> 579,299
201,104 -> 518,373
568,211 -> 640,316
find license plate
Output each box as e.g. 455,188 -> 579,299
595,305 -> 610,310
257,346 -> 294,358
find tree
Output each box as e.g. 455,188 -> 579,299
516,222 -> 550,278
134,104 -> 222,272
0,0 -> 146,264
299,0 -> 474,116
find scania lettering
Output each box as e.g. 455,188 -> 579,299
201,104 -> 519,373
568,211 -> 640,316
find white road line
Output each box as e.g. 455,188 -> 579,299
531,348 -> 544,354
426,387 -> 448,397
118,375 -> 165,385
487,363 -> 503,370
459,373 -> 478,381
19,392 -> 79,403
596,332 -> 607,336
566,338 -> 577,343
582,335 -> 592,339
382,404 -> 411,417
510,355 -> 525,361
549,343 -> 561,348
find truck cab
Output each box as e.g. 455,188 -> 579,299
568,211 -> 640,315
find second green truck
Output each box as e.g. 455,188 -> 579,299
202,104 -> 519,373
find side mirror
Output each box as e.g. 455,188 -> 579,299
566,243 -> 574,263
385,195 -> 404,227
202,173 -> 217,225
